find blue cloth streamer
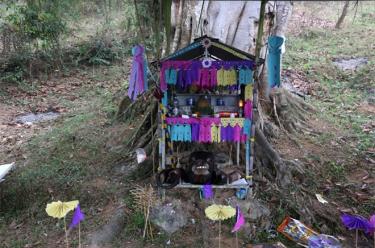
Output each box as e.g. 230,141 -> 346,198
267,36 -> 284,88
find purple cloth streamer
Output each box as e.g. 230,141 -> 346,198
341,214 -> 370,232
202,184 -> 213,199
69,204 -> 85,228
177,68 -> 193,90
221,126 -> 234,142
191,123 -> 200,141
128,45 -> 146,101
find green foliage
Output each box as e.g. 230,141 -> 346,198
76,38 -> 128,66
326,161 -> 345,180
5,0 -> 73,46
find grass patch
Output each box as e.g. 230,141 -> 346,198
0,92 -> 125,219
284,11 -> 375,154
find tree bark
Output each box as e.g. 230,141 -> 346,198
272,1 -> 293,37
171,0 -> 184,53
335,1 -> 350,29
170,0 -> 266,54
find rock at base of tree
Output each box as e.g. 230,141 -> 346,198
150,199 -> 188,235
88,209 -> 126,247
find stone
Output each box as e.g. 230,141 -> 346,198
227,197 -> 270,221
150,200 -> 188,235
14,112 -> 60,124
332,57 -> 368,71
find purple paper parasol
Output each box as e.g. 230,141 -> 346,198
368,214 -> 375,234
341,214 -> 370,231
69,204 -> 85,229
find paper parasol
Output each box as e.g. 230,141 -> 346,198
205,204 -> 236,221
46,200 -> 79,219
341,214 -> 370,231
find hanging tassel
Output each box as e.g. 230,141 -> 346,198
128,45 -> 148,101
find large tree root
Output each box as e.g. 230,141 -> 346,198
270,88 -> 315,134
88,208 -> 127,247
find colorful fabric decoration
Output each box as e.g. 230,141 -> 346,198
210,68 -> 218,88
69,204 -> 85,228
198,68 -> 210,89
221,118 -> 244,127
217,68 -> 225,86
199,123 -> 212,142
165,67 -> 177,85
233,124 -> 242,142
232,206 -> 245,232
243,119 -> 251,137
170,124 -> 191,142
211,125 -> 221,143
202,184 -> 214,200
128,45 -> 148,101
205,204 -> 236,221
160,60 -> 254,92
267,35 -> 284,88
191,123 -> 200,142
224,68 -> 237,86
221,125 -> 234,142
161,91 -> 168,107
166,117 -> 250,143
244,85 -> 253,100
244,100 -> 252,119
239,67 -> 253,85
46,200 -> 79,219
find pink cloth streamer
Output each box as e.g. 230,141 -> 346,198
199,123 -> 211,142
232,206 -> 245,232
210,68 -> 217,88
233,124 -> 242,142
244,100 -> 253,119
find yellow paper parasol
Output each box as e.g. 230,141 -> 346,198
205,204 -> 236,221
46,200 -> 79,219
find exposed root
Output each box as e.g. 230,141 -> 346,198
270,88 -> 315,134
255,125 -> 306,188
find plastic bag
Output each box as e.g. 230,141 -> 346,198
308,234 -> 341,248
135,148 -> 146,164
277,216 -> 318,245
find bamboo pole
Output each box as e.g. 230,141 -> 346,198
249,0 -> 268,197
63,217 -> 69,248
